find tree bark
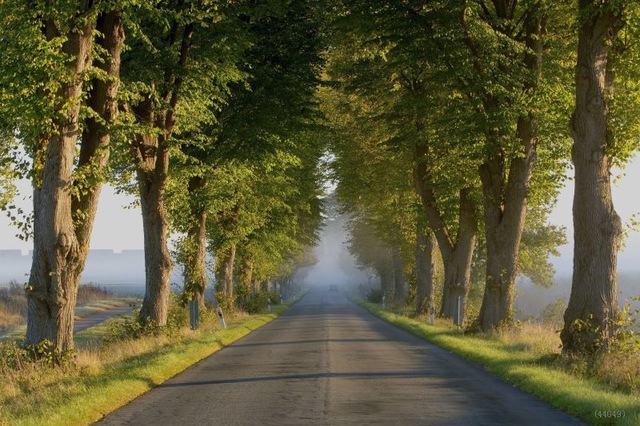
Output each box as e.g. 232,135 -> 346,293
415,222 -> 437,315
138,158 -> 173,325
216,244 -> 237,300
182,176 -> 208,309
561,0 -> 623,354
468,4 -> 543,330
413,143 -> 477,323
133,22 -> 193,326
26,10 -> 124,351
476,121 -> 536,329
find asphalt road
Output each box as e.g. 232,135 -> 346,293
74,306 -> 133,334
98,290 -> 585,426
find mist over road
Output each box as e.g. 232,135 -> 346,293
98,290 -> 584,425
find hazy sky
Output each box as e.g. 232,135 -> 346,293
1,157 -> 639,274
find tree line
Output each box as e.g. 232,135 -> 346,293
0,0 -> 638,357
0,0 -> 326,352
323,0 -> 639,355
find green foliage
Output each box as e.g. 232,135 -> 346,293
366,288 -> 383,304
540,298 -> 568,329
518,219 -> 567,288
0,340 -> 76,371
238,290 -> 278,314
106,293 -> 189,342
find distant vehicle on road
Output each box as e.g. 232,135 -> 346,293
328,285 -> 338,292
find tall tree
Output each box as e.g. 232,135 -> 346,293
561,0 -> 628,353
441,0 -> 551,329
121,1 -> 245,325
170,0 -> 325,308
0,1 -> 125,350
326,1 -> 482,318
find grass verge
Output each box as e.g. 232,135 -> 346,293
0,306 -> 287,426
360,303 -> 640,426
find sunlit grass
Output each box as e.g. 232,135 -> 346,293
0,306 -> 287,426
361,303 -> 640,426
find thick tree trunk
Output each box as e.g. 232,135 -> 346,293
415,224 -> 437,315
439,191 -> 476,324
133,22 -> 193,326
138,166 -> 174,325
476,131 -> 535,329
472,6 -> 543,331
561,1 -> 623,354
392,245 -> 408,305
239,258 -> 254,290
182,176 -> 208,308
26,11 -> 123,351
413,143 -> 477,323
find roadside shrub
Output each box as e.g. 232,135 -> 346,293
104,293 -> 190,342
104,313 -> 160,343
555,296 -> 640,392
241,290 -> 278,314
0,340 -> 76,372
366,288 -> 383,304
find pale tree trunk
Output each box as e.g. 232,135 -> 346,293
414,222 -> 437,315
182,176 -> 208,309
413,143 -> 477,323
26,10 -> 124,351
561,0 -> 623,354
133,97 -> 174,325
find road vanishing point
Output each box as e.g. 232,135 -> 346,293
98,290 -> 585,425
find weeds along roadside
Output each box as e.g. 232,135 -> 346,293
0,295 -> 287,426
359,302 -> 640,426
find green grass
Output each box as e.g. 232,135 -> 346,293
0,306 -> 287,426
361,303 -> 640,426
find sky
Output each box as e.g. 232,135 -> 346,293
1,156 -> 639,275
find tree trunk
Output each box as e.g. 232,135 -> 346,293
138,163 -> 174,325
476,129 -> 536,329
216,244 -> 236,300
561,0 -> 623,354
415,223 -> 437,315
473,7 -> 543,331
133,22 -> 193,326
26,10 -> 124,351
237,256 -> 254,307
392,245 -> 408,305
413,143 -> 477,323
182,176 -> 208,309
